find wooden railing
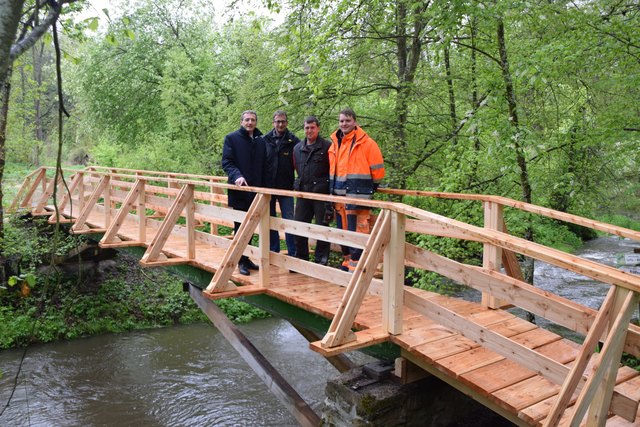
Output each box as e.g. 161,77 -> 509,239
10,166 -> 640,425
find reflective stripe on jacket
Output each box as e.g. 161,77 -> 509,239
329,126 -> 385,199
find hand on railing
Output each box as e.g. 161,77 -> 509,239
234,177 -> 247,186
324,203 -> 335,224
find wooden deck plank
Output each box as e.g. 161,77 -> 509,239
438,347 -> 505,377
510,328 -> 563,350
461,358 -> 537,394
535,338 -> 580,363
391,322 -> 455,349
493,376 -> 560,413
487,317 -> 538,337
412,334 -> 478,361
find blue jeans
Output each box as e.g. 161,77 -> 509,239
270,195 -> 296,256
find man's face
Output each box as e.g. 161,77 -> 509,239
304,122 -> 319,141
339,114 -> 356,134
241,113 -> 257,132
273,114 -> 288,134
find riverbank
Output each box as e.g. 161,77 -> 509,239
0,218 -> 268,349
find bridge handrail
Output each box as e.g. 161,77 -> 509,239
18,166 -> 640,242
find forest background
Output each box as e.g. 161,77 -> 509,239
1,0 -> 639,291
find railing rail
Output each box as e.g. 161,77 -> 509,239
10,166 -> 640,425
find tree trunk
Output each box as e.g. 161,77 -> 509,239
496,17 -> 535,322
0,0 -> 25,91
467,17 -> 481,188
444,44 -> 457,146
32,41 -> 45,165
388,0 -> 425,195
496,18 -> 532,206
389,0 -> 410,193
0,64 -> 13,255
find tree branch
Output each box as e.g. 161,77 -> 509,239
10,0 -> 78,62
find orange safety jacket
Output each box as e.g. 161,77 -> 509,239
329,126 -> 385,200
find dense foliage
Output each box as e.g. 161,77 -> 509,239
5,0 -> 637,221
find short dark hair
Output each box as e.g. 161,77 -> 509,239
339,108 -> 356,120
241,110 -> 257,121
273,110 -> 288,120
304,115 -> 320,127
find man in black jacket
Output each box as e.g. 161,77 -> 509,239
221,110 -> 265,276
263,110 -> 300,257
292,116 -> 332,265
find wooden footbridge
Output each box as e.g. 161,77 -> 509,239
10,166 -> 640,426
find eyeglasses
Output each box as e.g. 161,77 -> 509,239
273,120 -> 287,124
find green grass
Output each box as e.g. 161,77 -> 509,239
2,163 -> 36,208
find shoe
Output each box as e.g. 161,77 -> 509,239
238,263 -> 250,276
245,260 -> 259,270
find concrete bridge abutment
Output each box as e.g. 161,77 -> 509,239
321,359 -> 515,427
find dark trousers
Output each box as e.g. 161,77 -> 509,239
269,195 -> 296,256
233,204 -> 251,265
294,198 -> 330,265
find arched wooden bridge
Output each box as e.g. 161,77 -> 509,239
10,166 -> 640,426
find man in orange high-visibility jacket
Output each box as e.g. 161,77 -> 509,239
329,108 -> 385,272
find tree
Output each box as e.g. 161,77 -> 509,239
1,0 -> 81,283
70,0 -> 274,174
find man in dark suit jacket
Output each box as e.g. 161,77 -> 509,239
221,110 -> 265,275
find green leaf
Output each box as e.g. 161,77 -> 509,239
87,17 -> 99,31
8,277 -> 17,287
25,274 -> 36,287
123,29 -> 136,41
106,33 -> 118,46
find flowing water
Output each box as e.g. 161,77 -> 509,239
0,236 -> 637,426
451,236 -> 640,339
0,319 -> 373,426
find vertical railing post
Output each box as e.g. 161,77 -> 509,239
209,179 -> 218,235
258,194 -> 271,288
168,174 -> 181,203
186,184 -> 196,260
104,174 -> 112,227
481,200 -> 507,308
138,179 -> 146,244
110,169 -> 118,213
383,210 -> 405,335
77,172 -> 85,213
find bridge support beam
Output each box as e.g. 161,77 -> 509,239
189,284 -> 321,427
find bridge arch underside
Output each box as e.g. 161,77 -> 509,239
12,166 -> 640,426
